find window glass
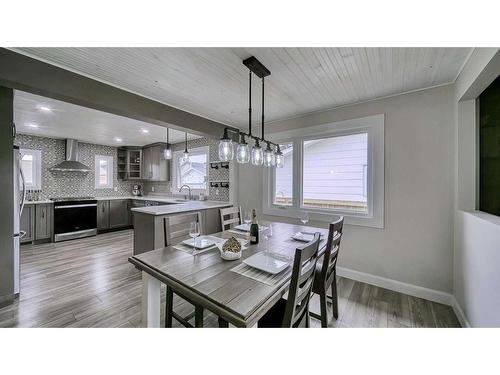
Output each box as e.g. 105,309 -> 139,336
174,147 -> 208,190
302,133 -> 368,212
95,155 -> 113,189
21,154 -> 34,185
20,149 -> 41,189
273,142 -> 293,205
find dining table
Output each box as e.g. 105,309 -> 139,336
128,221 -> 329,328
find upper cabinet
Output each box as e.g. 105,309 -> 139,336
117,147 -> 142,180
142,143 -> 170,182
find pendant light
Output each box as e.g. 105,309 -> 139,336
218,128 -> 233,162
163,128 -> 172,160
236,133 -> 250,163
251,138 -> 263,166
264,142 -> 275,167
181,132 -> 190,163
275,145 -> 284,168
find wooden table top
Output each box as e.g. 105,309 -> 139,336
129,222 -> 328,327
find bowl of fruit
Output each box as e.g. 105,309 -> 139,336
217,237 -> 244,260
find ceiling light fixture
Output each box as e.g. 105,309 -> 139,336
141,129 -> 150,134
37,105 -> 52,112
218,56 -> 282,169
28,123 -> 39,128
115,137 -> 122,142
163,128 -> 172,160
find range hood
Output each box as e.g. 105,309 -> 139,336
49,139 -> 92,172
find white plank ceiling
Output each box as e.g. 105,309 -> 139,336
13,48 -> 472,129
14,90 -> 201,147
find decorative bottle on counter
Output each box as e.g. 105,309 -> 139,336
249,209 -> 259,244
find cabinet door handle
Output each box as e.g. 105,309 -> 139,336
102,205 -> 105,213
41,209 -> 44,219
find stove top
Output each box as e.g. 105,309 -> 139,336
50,196 -> 96,202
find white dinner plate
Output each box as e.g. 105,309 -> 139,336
233,223 -> 269,232
182,236 -> 216,249
243,253 -> 289,274
292,231 -> 323,243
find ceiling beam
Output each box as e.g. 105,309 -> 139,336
0,48 -> 234,138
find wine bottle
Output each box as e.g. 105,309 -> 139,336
249,209 -> 259,244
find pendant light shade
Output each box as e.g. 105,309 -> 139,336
275,146 -> 284,168
263,142 -> 275,167
236,134 -> 250,164
218,128 -> 233,162
251,139 -> 263,166
163,128 -> 172,160
181,132 -> 190,163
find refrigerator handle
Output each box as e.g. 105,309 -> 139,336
19,154 -> 26,216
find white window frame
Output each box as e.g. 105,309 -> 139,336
172,146 -> 209,193
95,155 -> 114,189
20,149 -> 42,190
263,114 -> 384,228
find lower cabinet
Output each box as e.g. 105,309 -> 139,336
20,204 -> 52,243
35,204 -> 52,240
97,200 -> 110,230
98,199 -> 132,231
20,205 -> 35,243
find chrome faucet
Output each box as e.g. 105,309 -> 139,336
179,184 -> 192,200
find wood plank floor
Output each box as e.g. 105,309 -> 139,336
0,230 -> 460,328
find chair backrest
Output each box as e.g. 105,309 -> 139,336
320,216 -> 344,287
220,206 -> 242,231
164,212 -> 202,246
282,232 -> 321,328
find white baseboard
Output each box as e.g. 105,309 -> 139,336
450,296 -> 471,328
336,266 -> 453,306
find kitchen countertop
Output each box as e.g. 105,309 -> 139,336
130,200 -> 232,216
96,195 -> 192,204
24,200 -> 53,205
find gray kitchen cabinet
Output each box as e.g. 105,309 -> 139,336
126,148 -> 142,180
97,200 -> 110,230
142,143 -> 170,182
20,205 -> 35,243
109,199 -> 130,229
35,204 -> 52,240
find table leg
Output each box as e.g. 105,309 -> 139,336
141,271 -> 161,328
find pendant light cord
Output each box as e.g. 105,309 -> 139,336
184,132 -> 188,153
248,71 -> 252,137
261,77 -> 265,140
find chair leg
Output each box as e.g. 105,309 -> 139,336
194,305 -> 204,328
218,317 -> 229,328
165,286 -> 174,328
331,275 -> 339,320
319,289 -> 329,328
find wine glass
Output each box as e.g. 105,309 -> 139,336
244,211 -> 252,227
189,221 -> 200,251
300,211 -> 309,225
263,223 -> 273,253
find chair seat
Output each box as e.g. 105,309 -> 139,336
312,260 -> 324,294
258,298 -> 288,327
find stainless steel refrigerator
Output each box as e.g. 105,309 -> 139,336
13,146 -> 26,296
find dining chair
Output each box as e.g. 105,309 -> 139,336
310,216 -> 344,327
163,212 -> 204,328
257,232 -> 321,328
219,206 -> 243,231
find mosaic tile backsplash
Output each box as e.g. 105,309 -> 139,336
15,134 -> 230,201
143,137 -> 230,201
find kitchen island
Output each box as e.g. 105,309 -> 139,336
131,200 -> 232,255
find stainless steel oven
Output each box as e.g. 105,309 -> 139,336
52,197 -> 98,242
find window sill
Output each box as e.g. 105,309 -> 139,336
263,205 -> 384,229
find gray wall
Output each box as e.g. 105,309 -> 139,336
453,48 -> 500,327
15,134 -> 136,199
238,84 -> 456,293
0,87 -> 14,304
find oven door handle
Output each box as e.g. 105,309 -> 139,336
54,203 -> 98,209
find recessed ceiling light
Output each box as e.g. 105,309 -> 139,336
28,123 -> 39,128
141,129 -> 150,134
115,137 -> 122,142
37,105 -> 52,112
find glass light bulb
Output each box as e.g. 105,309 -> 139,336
251,146 -> 263,166
181,151 -> 190,164
275,152 -> 284,168
218,139 -> 233,161
236,143 -> 250,164
264,149 -> 275,167
163,147 -> 172,160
